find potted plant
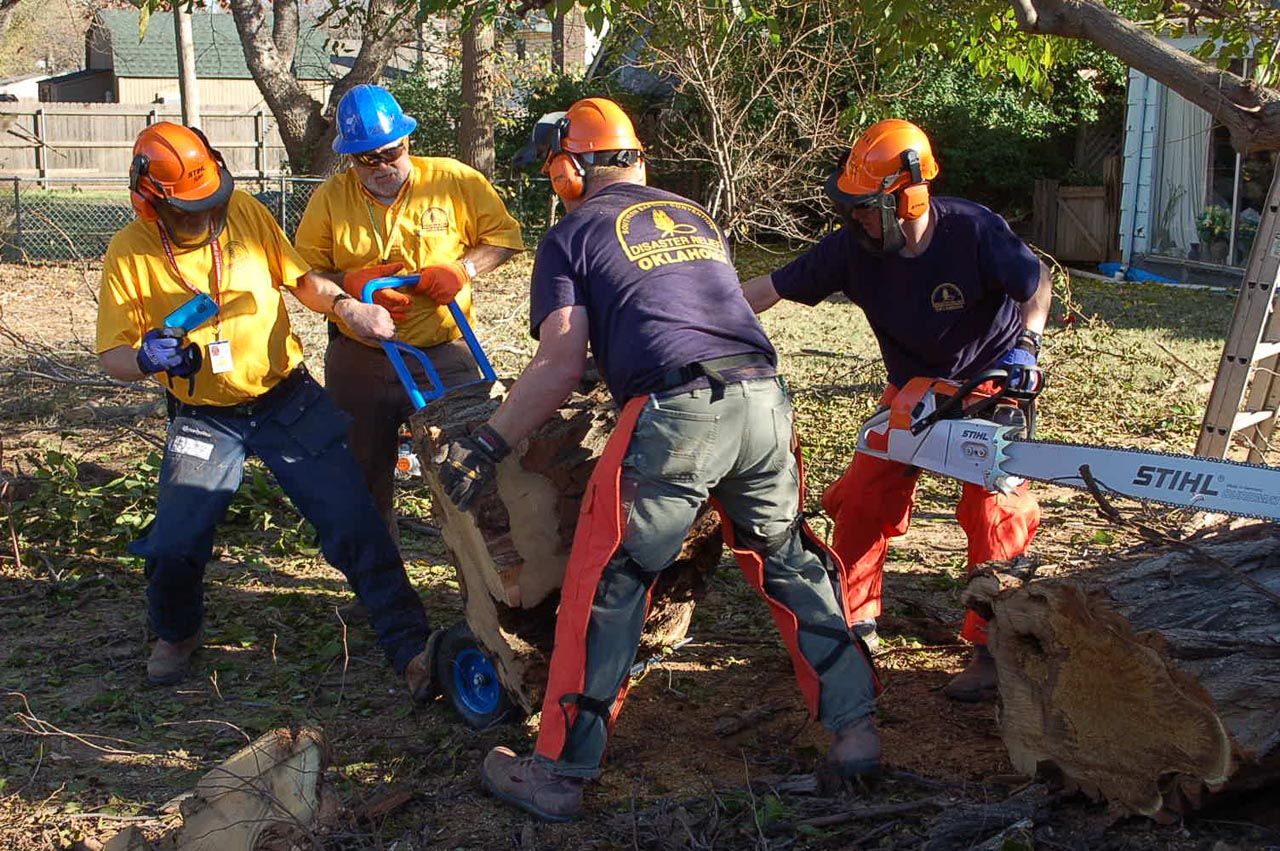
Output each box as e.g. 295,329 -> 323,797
1197,205 -> 1233,264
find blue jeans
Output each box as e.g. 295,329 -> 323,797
129,370 -> 429,674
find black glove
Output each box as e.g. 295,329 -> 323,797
434,424 -> 510,511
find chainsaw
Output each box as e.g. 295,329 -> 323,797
855,369 -> 1280,522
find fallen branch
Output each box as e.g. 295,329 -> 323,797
769,796 -> 945,833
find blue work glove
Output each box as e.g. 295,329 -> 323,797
168,341 -> 203,378
136,328 -> 185,375
433,424 -> 511,511
999,344 -> 1043,396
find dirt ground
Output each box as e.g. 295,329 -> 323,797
0,253 -> 1277,850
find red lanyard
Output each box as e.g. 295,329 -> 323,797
157,224 -> 223,332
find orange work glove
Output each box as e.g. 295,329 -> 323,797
343,262 -> 411,322
413,261 -> 469,305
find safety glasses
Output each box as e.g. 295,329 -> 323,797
351,141 -> 407,168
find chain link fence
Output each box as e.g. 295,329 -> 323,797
0,174 -> 555,264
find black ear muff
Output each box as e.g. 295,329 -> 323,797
129,153 -> 159,221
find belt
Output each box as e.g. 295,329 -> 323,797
180,366 -> 309,419
653,353 -> 775,395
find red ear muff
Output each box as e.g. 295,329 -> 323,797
129,153 -> 159,222
547,152 -> 585,201
898,183 -> 929,220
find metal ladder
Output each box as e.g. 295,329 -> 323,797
1196,170 -> 1280,463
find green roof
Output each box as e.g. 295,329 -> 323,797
94,10 -> 331,81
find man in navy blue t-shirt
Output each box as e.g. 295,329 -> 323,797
744,119 -> 1052,704
434,98 -> 880,822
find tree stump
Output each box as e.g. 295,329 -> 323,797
411,381 -> 723,714
973,524 -> 1280,818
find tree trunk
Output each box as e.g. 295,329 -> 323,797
970,524 -> 1280,819
458,17 -> 496,179
1011,0 -> 1280,152
229,0 -> 410,175
410,381 -> 723,714
552,4 -> 588,76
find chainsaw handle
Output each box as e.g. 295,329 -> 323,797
359,275 -> 498,411
909,368 -> 1012,435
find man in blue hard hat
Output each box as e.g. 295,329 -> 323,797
296,84 -> 524,540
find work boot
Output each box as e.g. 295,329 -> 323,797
404,628 -> 445,703
827,714 -> 881,778
852,618 -> 881,655
942,644 -> 998,703
146,628 -> 203,686
481,746 -> 583,822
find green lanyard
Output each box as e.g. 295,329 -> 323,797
363,194 -> 408,263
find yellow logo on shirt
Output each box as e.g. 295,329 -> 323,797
615,201 -> 728,271
418,206 -> 451,236
931,283 -> 965,312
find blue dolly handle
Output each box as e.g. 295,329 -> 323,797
360,275 -> 498,410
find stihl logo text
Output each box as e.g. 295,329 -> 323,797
961,429 -> 988,440
1131,465 -> 1220,496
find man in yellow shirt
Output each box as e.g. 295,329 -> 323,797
295,85 -> 524,536
97,123 -> 439,696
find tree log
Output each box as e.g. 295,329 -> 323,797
411,381 -> 723,714
979,524 -> 1280,818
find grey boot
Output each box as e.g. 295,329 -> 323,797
826,714 -> 881,778
942,644 -> 997,703
481,746 -> 584,822
147,628 -> 203,685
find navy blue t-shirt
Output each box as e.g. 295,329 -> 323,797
529,182 -> 776,401
772,197 -> 1041,388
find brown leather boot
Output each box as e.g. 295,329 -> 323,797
481,746 -> 583,822
942,644 -> 997,703
404,628 -> 444,703
147,629 -> 203,685
826,714 -> 881,778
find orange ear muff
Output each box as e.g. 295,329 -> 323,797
128,153 -> 159,222
547,152 -> 585,201
896,148 -> 929,220
898,183 -> 929,220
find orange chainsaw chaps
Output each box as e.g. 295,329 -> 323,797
534,396 -> 647,764
834,382 -> 1040,643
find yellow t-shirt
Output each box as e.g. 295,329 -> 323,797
96,191 -> 310,407
294,156 -> 524,348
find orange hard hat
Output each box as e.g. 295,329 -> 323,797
828,119 -> 938,202
558,97 -> 644,154
129,122 -> 233,218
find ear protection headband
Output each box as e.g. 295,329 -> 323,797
129,128 -> 228,222
896,149 -> 929,221
544,116 -> 586,202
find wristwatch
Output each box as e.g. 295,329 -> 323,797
1015,328 -> 1042,356
461,258 -> 478,280
331,292 -> 355,314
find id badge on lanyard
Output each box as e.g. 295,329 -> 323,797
158,225 -> 233,374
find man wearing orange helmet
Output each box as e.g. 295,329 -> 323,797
96,122 -> 440,697
434,98 -> 881,822
295,85 -> 524,539
744,119 -> 1052,703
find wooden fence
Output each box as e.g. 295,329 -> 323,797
0,102 -> 291,182
1032,156 -> 1123,264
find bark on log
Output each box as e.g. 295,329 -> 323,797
412,381 -> 723,714
977,524 -> 1280,818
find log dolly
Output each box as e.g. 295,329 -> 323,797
363,277 -> 706,730
360,275 -> 516,726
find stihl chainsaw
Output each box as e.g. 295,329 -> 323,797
855,369 -> 1280,522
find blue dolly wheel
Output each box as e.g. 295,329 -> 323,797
435,621 -> 520,729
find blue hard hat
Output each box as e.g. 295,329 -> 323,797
332,85 -> 418,154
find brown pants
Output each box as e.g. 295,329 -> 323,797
325,332 -> 482,539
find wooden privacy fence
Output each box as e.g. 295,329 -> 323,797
0,103 -> 290,182
1031,156 -> 1123,264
